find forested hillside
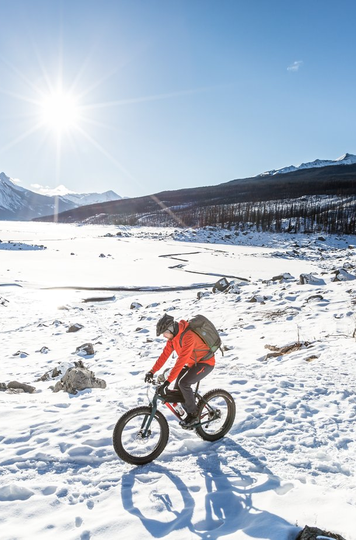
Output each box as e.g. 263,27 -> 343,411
35,164 -> 356,234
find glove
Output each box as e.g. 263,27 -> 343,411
144,371 -> 154,383
157,380 -> 170,397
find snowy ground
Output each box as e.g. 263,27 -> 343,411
0,222 -> 355,540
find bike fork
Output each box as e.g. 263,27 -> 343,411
140,401 -> 158,437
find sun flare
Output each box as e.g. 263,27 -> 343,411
41,91 -> 79,132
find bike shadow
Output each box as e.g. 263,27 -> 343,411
121,439 -> 296,539
121,462 -> 195,537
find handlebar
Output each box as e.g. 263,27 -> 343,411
147,368 -> 170,386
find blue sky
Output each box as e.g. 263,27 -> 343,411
0,0 -> 355,197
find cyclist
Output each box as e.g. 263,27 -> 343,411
145,313 -> 215,427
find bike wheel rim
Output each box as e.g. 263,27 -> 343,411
120,413 -> 163,459
199,395 -> 230,435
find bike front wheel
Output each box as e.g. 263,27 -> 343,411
196,389 -> 236,441
113,406 -> 169,465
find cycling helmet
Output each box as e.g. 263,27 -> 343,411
156,313 -> 175,336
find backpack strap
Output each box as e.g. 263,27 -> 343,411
179,325 -> 190,347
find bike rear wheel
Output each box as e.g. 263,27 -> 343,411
195,389 -> 235,441
113,406 -> 169,465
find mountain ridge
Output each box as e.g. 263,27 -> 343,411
0,172 -> 121,221
3,151 -> 356,224
33,157 -> 356,227
259,152 -> 356,177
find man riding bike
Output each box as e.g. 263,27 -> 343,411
145,313 -> 215,427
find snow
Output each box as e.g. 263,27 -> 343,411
30,184 -> 122,204
31,184 -> 77,196
259,152 -> 356,176
0,173 -> 26,211
0,221 -> 355,540
0,173 -> 121,217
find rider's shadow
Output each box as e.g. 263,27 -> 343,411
194,444 -> 294,539
121,463 -> 195,538
121,440 -> 296,539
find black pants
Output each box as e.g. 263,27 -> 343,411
175,363 -> 214,414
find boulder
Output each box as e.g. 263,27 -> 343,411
297,525 -> 346,540
7,381 -> 36,393
299,273 -> 325,285
53,364 -> 106,395
67,323 -> 84,333
197,291 -> 210,300
12,351 -> 29,358
75,343 -> 95,356
248,295 -> 268,303
223,281 -> 241,294
212,277 -> 230,293
271,273 -> 294,282
146,302 -> 160,308
306,294 -> 324,303
332,269 -> 356,282
130,302 -> 143,309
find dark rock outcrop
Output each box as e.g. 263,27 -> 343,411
297,525 -> 346,540
67,323 -> 84,333
75,343 -> 95,356
53,363 -> 106,395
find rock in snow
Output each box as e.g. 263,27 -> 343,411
53,363 -> 106,394
299,273 -> 326,285
67,323 -> 84,332
297,525 -> 346,540
7,381 -> 36,393
75,342 -> 95,356
332,268 -> 356,281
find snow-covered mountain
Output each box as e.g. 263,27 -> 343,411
0,173 -> 121,221
259,152 -> 356,176
31,183 -> 121,206
61,190 -> 121,206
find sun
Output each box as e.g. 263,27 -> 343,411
41,90 -> 79,132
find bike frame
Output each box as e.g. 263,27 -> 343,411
139,381 -> 215,438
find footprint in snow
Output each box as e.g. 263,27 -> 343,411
41,486 -> 57,496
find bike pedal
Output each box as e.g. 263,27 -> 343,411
179,421 -> 199,430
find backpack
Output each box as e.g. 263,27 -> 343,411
179,314 -> 223,362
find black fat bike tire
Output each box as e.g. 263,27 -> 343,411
113,406 -> 169,465
195,388 -> 236,442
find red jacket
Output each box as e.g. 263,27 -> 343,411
151,320 -> 215,383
